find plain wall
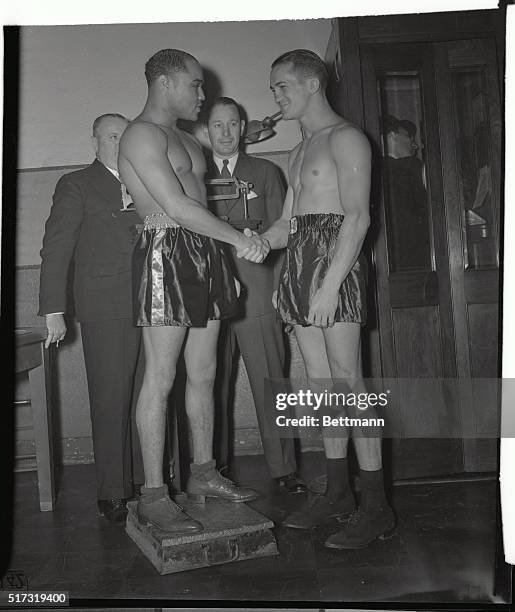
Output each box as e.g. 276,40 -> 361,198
19,19 -> 332,169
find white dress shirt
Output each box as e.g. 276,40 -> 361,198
213,152 -> 239,176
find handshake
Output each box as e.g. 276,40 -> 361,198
235,227 -> 271,263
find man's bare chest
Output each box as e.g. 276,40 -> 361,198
291,139 -> 334,191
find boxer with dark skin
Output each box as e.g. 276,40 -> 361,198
262,50 -> 394,549
119,49 -> 267,534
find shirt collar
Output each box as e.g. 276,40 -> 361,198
102,162 -> 120,181
213,152 -> 239,176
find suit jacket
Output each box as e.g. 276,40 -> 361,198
38,159 -> 140,322
206,152 -> 286,317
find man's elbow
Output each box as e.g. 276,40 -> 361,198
348,210 -> 370,235
360,211 -> 371,233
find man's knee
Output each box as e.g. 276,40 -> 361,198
143,364 -> 177,400
186,362 -> 217,389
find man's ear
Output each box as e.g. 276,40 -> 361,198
159,74 -> 172,90
91,135 -> 99,157
240,120 -> 246,137
307,77 -> 321,94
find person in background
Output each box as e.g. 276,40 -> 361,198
384,115 -> 431,271
205,96 -> 306,493
39,113 -> 144,524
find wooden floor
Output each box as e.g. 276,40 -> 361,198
3,452 -> 506,606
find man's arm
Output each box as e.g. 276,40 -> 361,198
260,162 -> 287,289
39,175 -> 84,346
308,126 -> 371,328
120,123 -> 266,260
259,185 -> 293,250
260,146 -> 299,250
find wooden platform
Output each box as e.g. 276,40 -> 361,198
126,496 -> 278,574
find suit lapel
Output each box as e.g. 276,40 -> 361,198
86,159 -> 123,208
206,156 -> 221,178
233,152 -> 251,181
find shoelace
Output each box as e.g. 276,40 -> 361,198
347,509 -> 364,525
216,471 -> 236,487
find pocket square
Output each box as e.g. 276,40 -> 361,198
247,190 -> 258,200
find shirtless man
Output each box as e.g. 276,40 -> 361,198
118,49 -> 266,534
262,49 -> 394,549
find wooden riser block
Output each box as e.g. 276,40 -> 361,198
126,497 -> 278,574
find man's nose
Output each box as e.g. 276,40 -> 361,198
222,124 -> 231,136
198,87 -> 206,102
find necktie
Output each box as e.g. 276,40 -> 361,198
221,158 -> 231,178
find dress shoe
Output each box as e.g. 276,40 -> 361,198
324,504 -> 396,549
282,493 -> 355,529
187,470 -> 260,503
137,485 -> 203,535
276,473 -> 307,493
97,498 -> 128,524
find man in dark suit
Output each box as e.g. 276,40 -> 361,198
39,113 -> 144,523
384,116 -> 431,271
205,97 -> 306,492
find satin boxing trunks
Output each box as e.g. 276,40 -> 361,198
133,212 -> 239,327
277,213 -> 367,326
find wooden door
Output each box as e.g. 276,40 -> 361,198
434,38 -> 501,471
361,39 -> 501,478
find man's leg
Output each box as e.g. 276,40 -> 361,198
283,325 -> 354,529
135,325 -> 203,534
234,313 -> 301,485
136,325 -> 186,487
323,323 -> 394,549
213,320 -> 237,469
81,319 -> 141,507
184,321 -> 259,503
184,320 -> 220,465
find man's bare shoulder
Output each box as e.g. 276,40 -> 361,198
328,122 -> 371,158
178,127 -> 203,150
121,120 -> 169,150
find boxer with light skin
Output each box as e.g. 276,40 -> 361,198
262,49 -> 395,548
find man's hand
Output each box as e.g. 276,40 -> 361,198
307,286 -> 339,328
272,289 -> 278,309
44,313 -> 67,349
235,228 -> 270,263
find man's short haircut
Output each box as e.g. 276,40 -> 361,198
397,119 -> 417,138
207,96 -> 242,121
92,113 -> 128,137
145,48 -> 197,86
385,115 -> 417,138
271,49 -> 329,91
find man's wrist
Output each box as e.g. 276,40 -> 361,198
320,281 -> 339,296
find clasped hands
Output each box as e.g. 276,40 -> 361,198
235,228 -> 270,263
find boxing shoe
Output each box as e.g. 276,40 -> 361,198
324,504 -> 395,549
137,485 -> 203,535
282,493 -> 356,529
186,470 -> 260,503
